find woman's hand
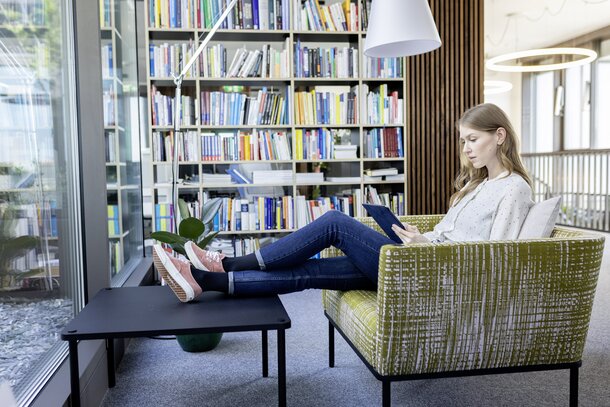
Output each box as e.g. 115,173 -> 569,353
391,223 -> 430,244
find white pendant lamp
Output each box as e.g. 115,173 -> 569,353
364,0 -> 442,58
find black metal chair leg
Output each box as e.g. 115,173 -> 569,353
329,321 -> 334,368
382,380 -> 391,407
570,366 -> 579,407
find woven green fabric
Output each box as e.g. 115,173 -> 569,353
322,290 -> 378,366
322,216 -> 605,377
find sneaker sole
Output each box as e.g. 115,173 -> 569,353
153,245 -> 194,303
184,241 -> 209,271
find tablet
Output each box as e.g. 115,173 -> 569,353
362,203 -> 405,243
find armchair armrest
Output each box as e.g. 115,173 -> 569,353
374,234 -> 605,376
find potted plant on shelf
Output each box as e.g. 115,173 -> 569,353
150,197 -> 224,352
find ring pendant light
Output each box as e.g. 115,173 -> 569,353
483,80 -> 513,95
486,47 -> 597,72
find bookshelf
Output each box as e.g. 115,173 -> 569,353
100,0 -> 143,277
145,0 -> 407,254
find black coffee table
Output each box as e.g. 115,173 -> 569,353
61,286 -> 291,407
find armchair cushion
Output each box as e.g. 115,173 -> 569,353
323,290 -> 378,367
518,196 -> 562,239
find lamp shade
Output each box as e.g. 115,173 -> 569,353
364,0 -> 441,58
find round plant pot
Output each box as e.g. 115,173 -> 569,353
176,333 -> 223,352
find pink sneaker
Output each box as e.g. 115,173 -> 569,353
184,241 -> 226,272
153,245 -> 202,302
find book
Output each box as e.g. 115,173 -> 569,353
364,168 -> 398,176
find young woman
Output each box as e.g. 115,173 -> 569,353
153,103 -> 534,302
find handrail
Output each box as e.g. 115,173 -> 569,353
522,150 -> 610,232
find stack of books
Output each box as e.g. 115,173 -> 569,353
252,170 -> 293,184
202,173 -> 232,186
296,172 -> 324,184
333,144 -> 358,159
363,168 -> 404,182
326,176 -> 361,183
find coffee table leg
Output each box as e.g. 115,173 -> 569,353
262,330 -> 268,377
106,338 -> 116,387
277,329 -> 286,407
69,340 -> 80,407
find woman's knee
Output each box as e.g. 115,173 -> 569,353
321,209 -> 349,223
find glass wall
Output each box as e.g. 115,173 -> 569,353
100,0 -> 143,283
0,0 -> 84,403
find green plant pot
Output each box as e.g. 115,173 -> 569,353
175,333 -> 223,352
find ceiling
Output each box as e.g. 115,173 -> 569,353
485,0 -> 610,58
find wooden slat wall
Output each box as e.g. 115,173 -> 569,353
406,0 -> 484,215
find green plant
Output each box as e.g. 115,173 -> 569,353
149,197 -> 223,255
149,197 -> 225,352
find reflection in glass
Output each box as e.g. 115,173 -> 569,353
100,0 -> 143,281
0,0 -> 82,402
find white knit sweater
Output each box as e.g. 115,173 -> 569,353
422,171 -> 534,242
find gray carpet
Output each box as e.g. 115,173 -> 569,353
102,233 -> 610,407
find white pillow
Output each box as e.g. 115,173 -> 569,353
518,196 -> 562,239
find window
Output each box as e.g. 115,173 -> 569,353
594,39 -> 610,149
0,0 -> 84,403
564,64 -> 591,149
524,71 -> 555,153
523,43 -> 610,153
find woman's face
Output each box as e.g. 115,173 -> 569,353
459,125 -> 503,170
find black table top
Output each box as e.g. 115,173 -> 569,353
61,286 -> 291,340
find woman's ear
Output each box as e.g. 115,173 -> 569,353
496,127 -> 507,145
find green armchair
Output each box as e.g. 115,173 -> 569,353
322,215 -> 605,407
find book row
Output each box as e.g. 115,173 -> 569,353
225,41 -> 291,78
107,205 -> 121,235
362,84 -> 403,125
149,40 -> 291,79
103,89 -> 116,126
364,127 -> 403,159
101,44 -> 114,78
105,131 -> 118,162
154,188 -> 405,233
295,128 -> 352,160
148,0 -> 290,30
151,127 -> 407,161
100,0 -> 112,27
293,0 -> 359,32
153,129 -> 293,161
294,86 -> 358,125
293,42 -> 358,78
148,41 -> 198,78
150,86 -> 197,126
199,87 -> 290,125
149,84 -> 404,127
109,240 -> 122,277
147,38 -> 402,80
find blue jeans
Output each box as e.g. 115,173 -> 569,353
229,210 -> 396,296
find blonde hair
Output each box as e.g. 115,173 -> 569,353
449,103 -> 532,207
